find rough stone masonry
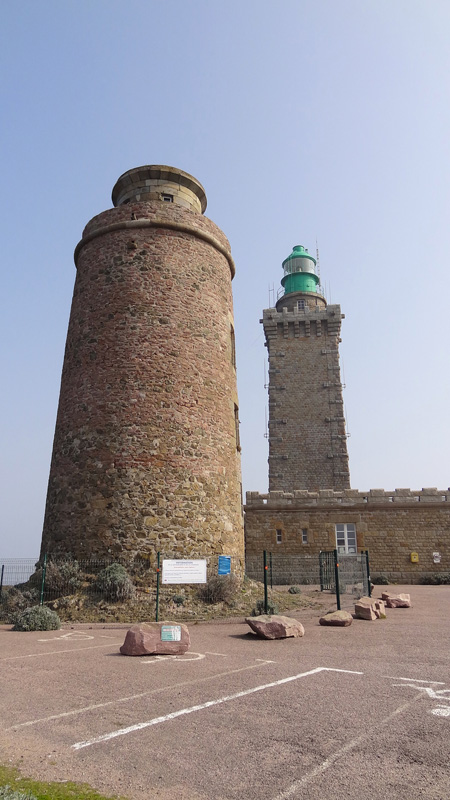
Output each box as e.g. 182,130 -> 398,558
41,166 -> 244,566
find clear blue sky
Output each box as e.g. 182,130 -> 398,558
1,0 -> 450,557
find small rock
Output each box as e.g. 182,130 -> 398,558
120,622 -> 190,656
374,599 -> 386,618
319,610 -> 353,627
354,597 -> 378,620
245,614 -> 305,639
381,593 -> 411,608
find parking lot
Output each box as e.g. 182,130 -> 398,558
1,585 -> 449,799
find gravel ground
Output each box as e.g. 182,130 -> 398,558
1,585 -> 449,799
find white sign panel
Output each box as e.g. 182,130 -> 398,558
162,559 -> 207,584
433,552 -> 441,564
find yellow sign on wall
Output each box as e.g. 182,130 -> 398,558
410,551 -> 419,563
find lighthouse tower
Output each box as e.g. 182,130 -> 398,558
262,245 -> 350,492
41,165 -> 244,564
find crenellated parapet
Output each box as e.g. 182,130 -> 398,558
245,488 -> 450,508
262,303 -> 344,342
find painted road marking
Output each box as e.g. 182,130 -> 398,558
384,675 -> 445,685
432,707 -> 450,717
272,695 -> 423,800
72,667 -> 362,750
38,632 -> 95,642
141,652 -> 206,664
6,662 -> 273,731
205,651 -> 227,657
0,643 -> 123,661
391,677 -> 450,719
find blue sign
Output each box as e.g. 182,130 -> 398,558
218,555 -> 231,575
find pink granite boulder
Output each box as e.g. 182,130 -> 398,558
354,597 -> 378,620
245,614 -> 305,639
381,593 -> 411,608
120,622 -> 190,656
319,610 -> 353,627
374,599 -> 386,618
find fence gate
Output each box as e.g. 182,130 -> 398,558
320,550 -> 370,604
319,551 -> 336,591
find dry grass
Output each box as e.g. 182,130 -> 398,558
35,580 -> 331,624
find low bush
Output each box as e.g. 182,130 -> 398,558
420,573 -> 450,585
0,587 -> 39,623
288,585 -> 301,594
172,594 -> 185,606
251,599 -> 278,616
13,606 -> 61,632
197,574 -> 239,605
33,560 -> 82,598
0,788 -> 38,800
93,563 -> 135,602
372,574 -> 390,585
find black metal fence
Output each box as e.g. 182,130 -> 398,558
0,553 -> 248,623
246,549 -> 371,612
0,550 -> 370,623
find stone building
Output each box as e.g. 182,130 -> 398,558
41,165 -> 244,565
263,245 -> 350,492
245,245 -> 449,582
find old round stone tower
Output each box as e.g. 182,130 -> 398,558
41,165 -> 244,564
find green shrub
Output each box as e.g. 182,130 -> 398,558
93,563 -> 135,602
372,574 -> 390,585
0,587 -> 39,623
0,787 -> 38,800
420,573 -> 450,585
197,574 -> 239,605
251,599 -> 278,616
13,606 -> 61,632
288,585 -> 301,594
172,594 -> 185,606
33,560 -> 81,598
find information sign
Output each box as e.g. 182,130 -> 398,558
218,555 -> 231,575
162,559 -> 207,584
161,625 -> 182,642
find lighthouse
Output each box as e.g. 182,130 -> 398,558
262,245 -> 350,492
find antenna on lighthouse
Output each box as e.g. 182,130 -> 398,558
316,239 -> 322,291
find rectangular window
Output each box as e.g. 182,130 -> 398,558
230,323 -> 236,369
302,528 -> 308,544
161,193 -> 173,202
276,529 -> 283,544
335,523 -> 357,554
234,404 -> 241,451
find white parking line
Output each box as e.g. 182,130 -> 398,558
1,643 -> 123,661
72,667 -> 362,751
383,676 -> 445,685
272,695 -> 423,799
6,662 -> 271,731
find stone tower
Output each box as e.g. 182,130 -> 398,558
41,165 -> 244,564
262,245 -> 350,492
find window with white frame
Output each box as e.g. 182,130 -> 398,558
335,523 -> 357,554
301,528 -> 308,544
276,529 -> 283,544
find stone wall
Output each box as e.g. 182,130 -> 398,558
245,489 -> 450,582
41,171 -> 244,566
262,303 -> 350,492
